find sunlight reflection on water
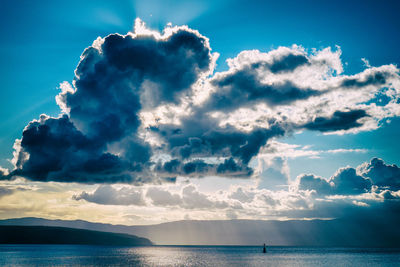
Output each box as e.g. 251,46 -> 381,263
1,245 -> 399,267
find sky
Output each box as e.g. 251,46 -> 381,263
0,0 -> 400,225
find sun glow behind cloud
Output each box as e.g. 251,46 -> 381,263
134,0 -> 209,28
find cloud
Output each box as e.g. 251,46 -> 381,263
303,109 -> 369,132
216,157 -> 253,176
146,184 -> 229,210
199,47 -> 325,112
6,20 -> 213,184
358,158 -> 400,190
296,168 -> 372,196
380,189 -> 400,200
361,58 -> 371,68
181,185 -> 218,209
146,187 -> 182,206
222,172 -> 399,221
11,115 -> 136,183
151,113 -> 284,179
207,73 -> 321,111
330,167 -> 372,195
73,185 -> 146,205
0,167 -> 9,177
228,187 -> 255,203
296,174 -> 333,195
1,19 -> 400,184
155,157 -> 253,179
153,115 -> 285,164
295,160 -> 393,196
341,70 -> 389,88
64,157 -> 400,223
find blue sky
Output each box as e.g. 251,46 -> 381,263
0,0 -> 400,224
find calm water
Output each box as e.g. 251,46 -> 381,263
0,245 -> 399,266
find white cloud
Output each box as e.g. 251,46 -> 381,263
73,185 -> 146,206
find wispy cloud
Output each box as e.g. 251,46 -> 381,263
259,140 -> 367,160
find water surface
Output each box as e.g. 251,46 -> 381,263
1,245 -> 399,266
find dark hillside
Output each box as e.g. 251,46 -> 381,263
0,225 -> 152,246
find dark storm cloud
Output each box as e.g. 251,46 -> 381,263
9,115 -> 148,183
268,53 -> 309,73
216,157 -> 253,176
151,109 -> 284,178
154,159 -> 212,177
62,28 -> 211,144
7,26 -> 213,184
302,109 -> 368,132
381,190 -> 400,200
155,157 -> 253,178
154,114 -> 285,165
196,49 -> 322,112
205,68 -> 320,111
243,48 -> 310,73
73,185 -> 145,205
341,71 -> 388,88
0,169 -> 9,181
359,158 -> 400,190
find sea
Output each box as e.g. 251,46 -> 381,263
0,245 -> 399,266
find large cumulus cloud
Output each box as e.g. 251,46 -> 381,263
1,19 -> 400,184
3,21 -> 214,183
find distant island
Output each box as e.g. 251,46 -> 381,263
0,225 -> 152,246
1,216 -> 399,247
